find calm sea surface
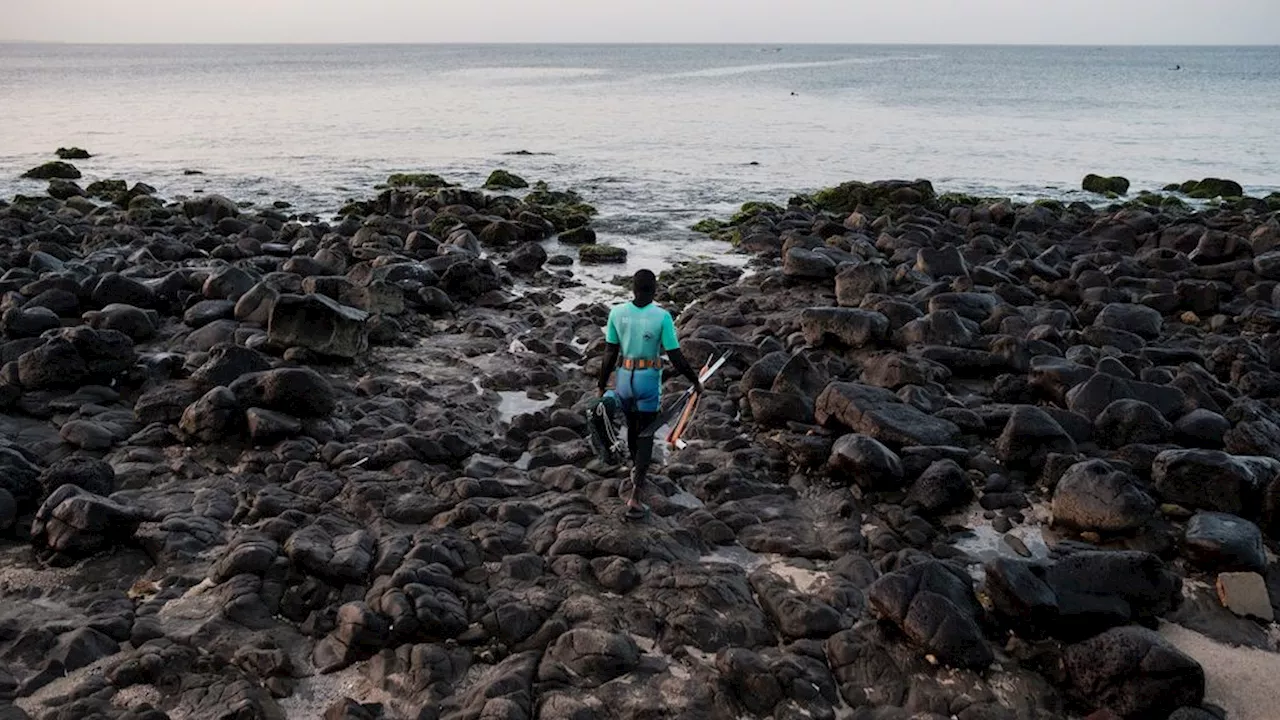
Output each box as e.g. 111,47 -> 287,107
2,44 -> 1278,285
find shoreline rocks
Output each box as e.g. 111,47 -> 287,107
1,171 -> 1276,720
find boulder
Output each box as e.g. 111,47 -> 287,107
228,367 -> 336,417
915,246 -> 968,278
747,389 -> 814,428
38,457 -> 115,497
1082,174 -> 1130,195
1052,460 -> 1155,533
1094,303 -> 1162,339
484,169 -> 528,190
268,293 -> 368,359
190,343 -> 273,388
1066,373 -> 1187,422
577,244 -> 626,264
783,248 -> 837,280
82,304 -> 158,341
91,273 -> 156,310
178,386 -> 241,443
1044,551 -> 1182,639
828,434 -> 903,489
1183,512 -> 1267,572
996,405 -> 1077,469
835,264 -> 889,306
801,308 -> 889,348
815,382 -> 960,447
1064,626 -> 1204,719
537,627 -> 640,687
313,602 -> 390,673
1094,399 -> 1173,448
31,484 -> 143,555
22,161 -> 81,180
867,560 -> 992,669
203,266 -> 257,301
905,459 -> 972,514
17,338 -> 87,389
505,242 -> 548,274
1151,449 -> 1279,517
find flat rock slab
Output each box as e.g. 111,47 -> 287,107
1216,572 -> 1274,621
815,382 -> 960,447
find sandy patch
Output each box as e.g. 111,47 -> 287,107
1160,621 -> 1280,720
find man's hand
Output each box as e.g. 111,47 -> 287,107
693,379 -> 704,396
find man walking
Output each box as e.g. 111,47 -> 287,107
598,269 -> 702,518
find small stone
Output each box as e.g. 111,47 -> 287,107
1003,534 -> 1031,557
1080,531 -> 1102,544
1215,572 -> 1274,621
1161,503 -> 1193,519
1181,311 -> 1201,325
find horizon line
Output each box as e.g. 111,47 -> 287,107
2,40 -> 1279,48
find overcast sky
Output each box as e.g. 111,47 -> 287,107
6,0 -> 1280,44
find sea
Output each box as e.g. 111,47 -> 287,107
2,43 -> 1279,295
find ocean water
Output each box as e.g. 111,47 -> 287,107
2,43 -> 1279,287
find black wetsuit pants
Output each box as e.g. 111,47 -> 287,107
625,410 -> 659,500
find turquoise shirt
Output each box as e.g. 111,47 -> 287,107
605,302 -> 679,359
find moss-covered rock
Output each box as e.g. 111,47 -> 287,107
578,244 -> 627,264
1033,198 -> 1067,213
1082,174 -> 1130,195
483,169 -> 528,190
55,147 -> 92,160
84,179 -> 128,201
810,179 -> 936,214
22,161 -> 81,180
729,201 -> 784,225
386,173 -> 453,189
691,218 -> 726,234
937,193 -> 988,208
1183,177 -> 1244,199
1266,192 -> 1280,211
523,182 -> 597,232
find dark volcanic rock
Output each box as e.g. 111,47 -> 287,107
1051,460 -> 1156,533
1151,449 -> 1278,517
1064,626 -> 1204,719
800,308 -> 889,349
905,459 -> 972,514
996,405 -> 1077,469
32,484 -> 143,555
268,293 -> 369,359
815,382 -> 960,447
228,367 -> 336,417
1183,512 -> 1267,572
867,560 -> 992,669
828,434 -> 904,489
1094,399 -> 1173,448
39,456 -> 115,497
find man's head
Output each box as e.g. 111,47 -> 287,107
633,269 -> 657,305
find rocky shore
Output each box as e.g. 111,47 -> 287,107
1,162 -> 1280,720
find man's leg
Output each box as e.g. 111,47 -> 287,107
627,410 -> 659,509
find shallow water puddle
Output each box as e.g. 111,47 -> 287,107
701,546 -> 830,594
495,390 -> 556,423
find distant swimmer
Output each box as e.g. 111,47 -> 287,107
1174,64 -> 1182,70
790,91 -> 798,96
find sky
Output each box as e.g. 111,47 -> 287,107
5,0 -> 1280,45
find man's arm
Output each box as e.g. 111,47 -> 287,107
667,348 -> 704,395
598,342 -> 620,395
659,311 -> 703,394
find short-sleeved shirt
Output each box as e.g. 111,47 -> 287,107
605,302 -> 679,359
